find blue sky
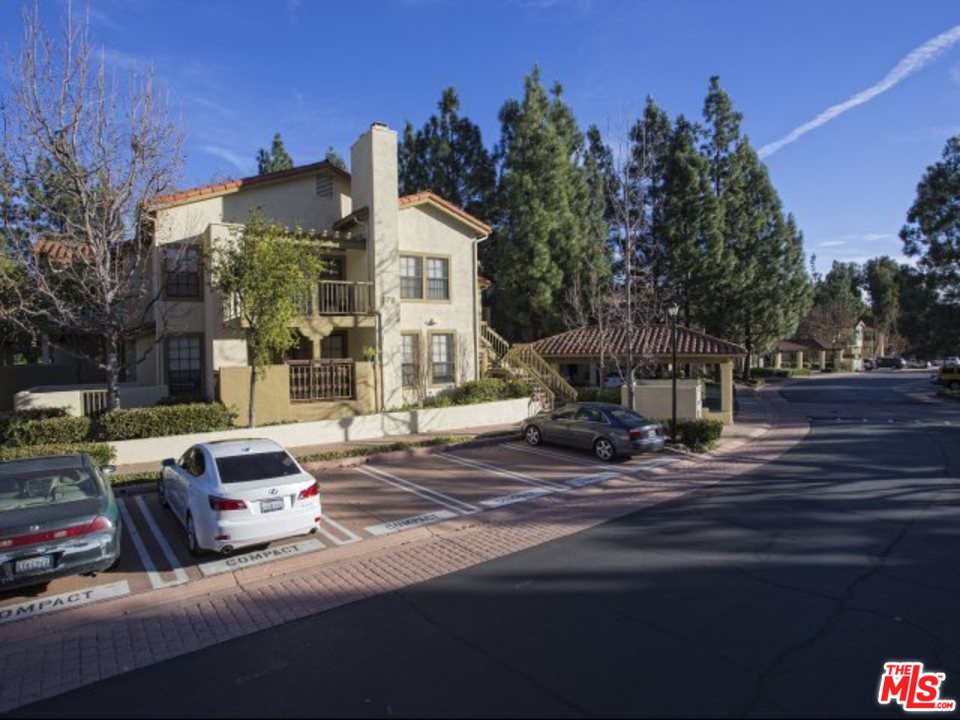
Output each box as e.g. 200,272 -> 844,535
2,0 -> 959,273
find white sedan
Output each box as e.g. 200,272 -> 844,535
157,439 -> 321,556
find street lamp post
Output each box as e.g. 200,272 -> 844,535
667,304 -> 679,443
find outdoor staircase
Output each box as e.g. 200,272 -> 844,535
480,323 -> 578,411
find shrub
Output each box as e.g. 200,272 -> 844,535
5,416 -> 92,447
154,394 -> 210,406
662,418 -> 724,452
431,378 -> 531,408
576,387 -> 622,403
97,403 -> 236,441
0,442 -> 116,466
751,367 -> 810,380
0,407 -> 71,443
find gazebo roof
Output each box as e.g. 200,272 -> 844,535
531,325 -> 746,358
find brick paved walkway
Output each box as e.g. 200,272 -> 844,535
0,389 -> 804,712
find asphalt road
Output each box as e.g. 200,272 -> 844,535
15,373 -> 960,718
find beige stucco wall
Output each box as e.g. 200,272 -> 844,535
218,361 -> 376,426
397,204 -> 480,390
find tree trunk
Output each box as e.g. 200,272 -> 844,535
248,360 -> 257,429
105,335 -> 121,411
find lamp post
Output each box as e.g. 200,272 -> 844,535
667,303 -> 679,443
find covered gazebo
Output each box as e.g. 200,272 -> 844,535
531,325 -> 747,424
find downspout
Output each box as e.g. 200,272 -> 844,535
472,233 -> 489,381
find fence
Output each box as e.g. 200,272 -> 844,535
288,359 -> 355,402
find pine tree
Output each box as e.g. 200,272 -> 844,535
491,67 -> 605,341
397,87 -> 495,220
256,133 -> 294,175
324,146 -> 347,170
863,256 -> 901,338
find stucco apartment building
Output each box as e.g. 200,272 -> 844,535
124,122 -> 490,421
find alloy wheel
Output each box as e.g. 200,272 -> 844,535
525,425 -> 542,446
594,438 -> 615,461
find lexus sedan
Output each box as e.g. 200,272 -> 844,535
0,454 -> 122,592
158,439 -> 321,556
521,402 -> 665,461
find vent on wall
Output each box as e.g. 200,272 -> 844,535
315,173 -> 333,198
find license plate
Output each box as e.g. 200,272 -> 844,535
15,555 -> 53,573
260,499 -> 284,513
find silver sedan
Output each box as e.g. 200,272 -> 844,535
521,403 -> 666,461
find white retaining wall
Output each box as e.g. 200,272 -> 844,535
111,397 -> 536,466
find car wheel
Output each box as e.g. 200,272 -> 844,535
593,438 -> 616,461
525,425 -> 543,446
186,514 -> 205,558
157,476 -> 169,508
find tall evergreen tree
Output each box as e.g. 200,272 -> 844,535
256,133 -> 294,175
491,67 -> 606,341
397,87 -> 495,221
863,256 -> 901,338
324,146 -> 347,170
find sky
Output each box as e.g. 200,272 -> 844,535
1,0 -> 959,274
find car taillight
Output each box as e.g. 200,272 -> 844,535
208,495 -> 247,511
629,429 -> 643,439
0,516 -> 113,549
298,482 -> 319,500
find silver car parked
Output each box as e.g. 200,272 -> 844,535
521,403 -> 666,461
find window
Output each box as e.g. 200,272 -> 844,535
431,333 -> 455,384
401,334 -> 419,387
320,257 -> 344,281
181,448 -> 205,478
400,256 -> 423,299
576,407 -> 606,424
164,246 -> 201,299
426,257 -> 450,300
215,451 -> 299,484
320,332 -> 346,359
166,336 -> 203,397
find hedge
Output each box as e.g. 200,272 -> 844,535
0,442 -> 116,466
751,367 -> 810,380
662,418 -> 724,453
0,407 -> 70,443
5,416 -> 92,447
97,403 -> 236,441
423,378 -> 531,409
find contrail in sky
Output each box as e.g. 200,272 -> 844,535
759,24 -> 960,158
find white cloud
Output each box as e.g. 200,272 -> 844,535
818,240 -> 848,248
202,145 -> 254,175
760,24 -> 960,158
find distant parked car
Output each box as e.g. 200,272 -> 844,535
875,357 -> 907,370
863,358 -> 875,371
158,439 -> 321,556
942,357 -> 960,368
522,402 -> 665,461
0,454 -> 122,592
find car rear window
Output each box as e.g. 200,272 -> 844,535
609,409 -> 652,428
0,468 -> 102,513
214,451 -> 300,484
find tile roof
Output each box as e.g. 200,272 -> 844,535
774,339 -> 809,353
32,238 -> 92,263
531,325 -> 746,358
398,191 -> 491,236
147,160 -> 351,209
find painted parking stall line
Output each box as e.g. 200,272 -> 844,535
365,509 -> 457,537
198,538 -> 324,577
565,471 -> 622,489
0,581 -> 130,625
480,488 -> 554,508
316,515 -> 363,546
437,452 -> 567,491
133,495 -> 189,586
356,465 -> 479,514
117,497 -> 174,590
505,442 -> 619,470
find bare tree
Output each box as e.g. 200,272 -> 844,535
0,5 -> 183,410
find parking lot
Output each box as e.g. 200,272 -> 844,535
0,440 -> 681,625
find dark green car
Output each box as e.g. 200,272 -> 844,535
0,454 -> 122,592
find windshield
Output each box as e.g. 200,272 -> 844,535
609,409 -> 653,428
0,467 -> 102,513
215,451 -> 301,484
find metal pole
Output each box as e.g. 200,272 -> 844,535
671,317 -> 678,442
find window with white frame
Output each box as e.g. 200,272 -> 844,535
426,257 -> 449,300
431,333 -> 455,384
400,256 -> 423,299
401,334 -> 419,387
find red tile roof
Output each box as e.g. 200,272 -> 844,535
398,191 -> 491,236
32,238 -> 92,263
531,325 -> 746,358
148,160 -> 351,209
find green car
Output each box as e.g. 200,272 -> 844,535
0,454 -> 122,592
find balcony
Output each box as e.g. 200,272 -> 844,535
292,281 -> 375,316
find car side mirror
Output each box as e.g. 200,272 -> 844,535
161,458 -> 175,468
100,465 -> 116,476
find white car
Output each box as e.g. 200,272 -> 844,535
157,439 -> 321,556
